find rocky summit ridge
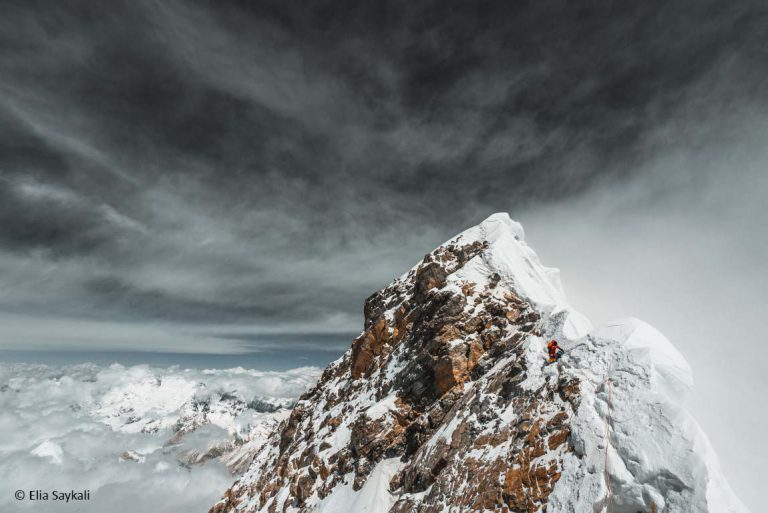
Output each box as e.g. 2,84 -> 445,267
211,213 -> 749,513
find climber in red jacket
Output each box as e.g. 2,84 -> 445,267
547,339 -> 562,364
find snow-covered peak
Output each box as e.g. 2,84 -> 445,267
447,213 -> 592,341
456,212 -> 526,243
211,214 -> 748,513
445,213 -> 565,305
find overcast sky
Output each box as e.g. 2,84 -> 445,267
1,1 -> 767,508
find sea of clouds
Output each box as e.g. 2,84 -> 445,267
0,362 -> 321,512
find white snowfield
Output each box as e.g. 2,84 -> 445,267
313,457 -> 403,513
452,213 -> 749,513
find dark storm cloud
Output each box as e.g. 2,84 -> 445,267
1,0 -> 767,346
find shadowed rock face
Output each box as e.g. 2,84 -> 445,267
210,236 -> 579,513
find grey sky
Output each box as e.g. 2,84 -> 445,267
1,2 -> 767,508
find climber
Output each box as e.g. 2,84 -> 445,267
547,339 -> 563,364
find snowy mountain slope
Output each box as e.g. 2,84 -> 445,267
211,213 -> 748,513
0,363 -> 320,513
550,320 -> 748,513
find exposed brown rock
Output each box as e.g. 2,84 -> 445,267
290,473 -> 314,503
210,239 -> 576,513
548,427 -> 570,450
413,262 -> 447,301
351,317 -> 390,379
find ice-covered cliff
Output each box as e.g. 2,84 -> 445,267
211,213 -> 748,513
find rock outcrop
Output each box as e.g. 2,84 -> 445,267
211,213 -> 749,513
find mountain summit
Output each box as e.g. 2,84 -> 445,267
211,213 -> 748,513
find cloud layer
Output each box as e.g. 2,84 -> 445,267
0,362 -> 320,513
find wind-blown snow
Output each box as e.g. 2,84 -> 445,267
0,363 -> 320,513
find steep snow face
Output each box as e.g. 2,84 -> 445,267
212,213 -> 748,513
447,213 -> 593,342
551,320 -> 748,513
